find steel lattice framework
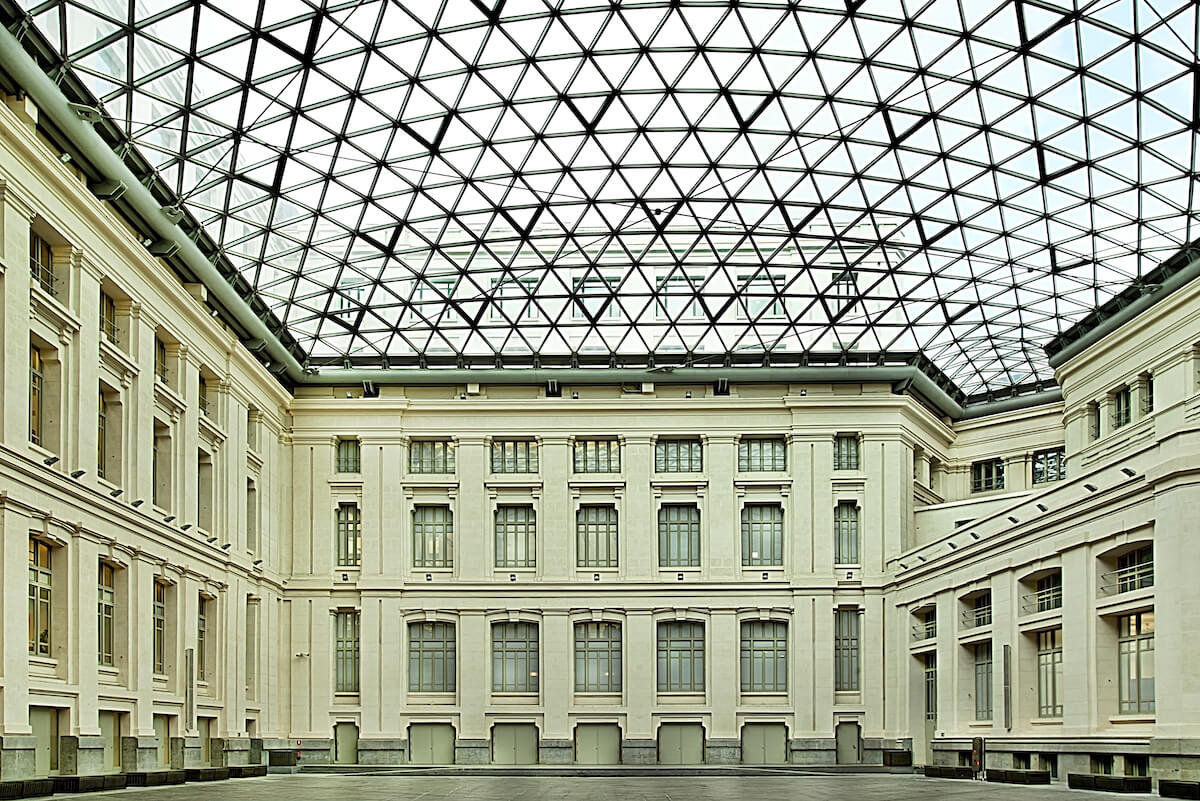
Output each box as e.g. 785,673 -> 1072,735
11,0 -> 1200,394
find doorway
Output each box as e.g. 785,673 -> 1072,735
835,721 -> 861,764
491,723 -> 538,764
658,723 -> 704,764
575,723 -> 621,764
334,722 -> 359,764
408,723 -> 455,764
741,723 -> 787,764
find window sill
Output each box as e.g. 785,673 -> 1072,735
1109,714 -> 1155,724
28,655 -> 58,668
968,721 -> 994,728
1030,718 -> 1063,726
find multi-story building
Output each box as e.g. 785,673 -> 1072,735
1,46 -> 1199,790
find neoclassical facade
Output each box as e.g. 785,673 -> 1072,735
2,84 -> 1199,785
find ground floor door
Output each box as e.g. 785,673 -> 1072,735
574,724 -> 620,764
741,723 -> 787,764
835,721 -> 861,764
408,723 -> 455,764
100,711 -> 123,772
153,715 -> 171,767
334,722 -> 359,764
198,717 -> 212,764
658,723 -> 704,764
491,723 -> 538,764
30,707 -> 59,776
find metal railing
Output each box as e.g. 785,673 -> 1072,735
961,605 -> 992,629
912,620 -> 937,642
1021,586 -> 1063,615
1100,561 -> 1153,596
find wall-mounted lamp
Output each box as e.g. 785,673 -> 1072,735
70,469 -> 86,479
1121,467 -> 1136,477
131,499 -> 144,507
206,536 -> 217,543
253,559 -> 263,566
109,488 -> 123,497
43,456 -> 60,466
221,543 -> 231,550
163,515 -> 175,523
181,523 -> 192,531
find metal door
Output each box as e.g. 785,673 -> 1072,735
574,724 -> 620,764
492,723 -> 538,764
30,707 -> 57,776
408,723 -> 455,764
198,717 -> 211,764
741,723 -> 787,764
154,715 -> 170,766
334,722 -> 359,764
835,721 -> 861,764
658,723 -> 704,764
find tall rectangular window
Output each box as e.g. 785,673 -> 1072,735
741,503 -> 783,567
336,439 -> 360,473
658,504 -> 700,568
1037,629 -> 1063,718
412,506 -> 453,568
1118,612 -> 1155,714
196,596 -> 208,681
657,621 -> 704,692
740,620 -> 787,693
1037,572 -> 1063,611
1116,547 -> 1153,593
834,434 -> 860,470
834,502 -> 860,565
98,563 -> 115,666
1142,373 -> 1154,414
491,439 -> 538,473
154,338 -> 168,383
739,437 -> 786,471
153,422 -> 171,510
334,611 -> 360,693
574,438 -> 620,473
246,480 -> 258,553
576,505 -> 618,568
974,642 -> 993,720
153,581 -> 167,674
492,621 -> 539,693
409,621 -> 456,692
30,345 -> 44,447
655,438 -> 702,472
1113,387 -> 1131,429
197,374 -> 209,416
972,592 -> 993,627
1032,448 -> 1066,484
971,458 -> 1005,492
574,622 -> 621,693
834,609 -> 860,691
409,440 -> 455,473
923,653 -> 937,720
29,230 -> 54,294
336,504 -> 361,567
100,291 -> 118,345
494,505 -> 536,568
97,390 -> 108,480
28,539 -> 52,656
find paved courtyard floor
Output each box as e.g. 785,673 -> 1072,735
53,773 -> 1156,801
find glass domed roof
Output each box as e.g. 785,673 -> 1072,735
13,0 -> 1200,394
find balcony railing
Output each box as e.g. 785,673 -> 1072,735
961,606 -> 992,629
1100,562 -> 1154,596
1021,586 -> 1063,615
912,621 -> 937,642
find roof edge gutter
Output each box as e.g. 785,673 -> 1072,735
0,25 -> 304,382
1047,247 -> 1200,370
958,389 -> 1063,420
303,365 -> 969,418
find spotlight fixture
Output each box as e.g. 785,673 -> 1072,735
181,523 -> 192,531
43,456 -> 60,466
221,543 -> 232,551
685,391 -> 692,398
109,488 -> 123,497
206,536 -> 217,543
163,515 -> 175,523
1007,516 -> 1019,524
70,469 -> 86,479
1121,467 -> 1136,477
1084,483 -> 1098,492
253,559 -> 263,566
131,499 -> 144,507
571,392 -> 579,399
1036,503 -> 1048,512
